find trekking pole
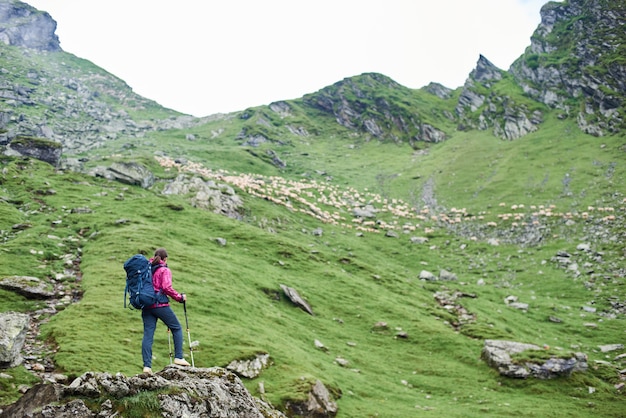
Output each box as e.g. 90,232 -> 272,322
167,328 -> 173,365
183,298 -> 195,367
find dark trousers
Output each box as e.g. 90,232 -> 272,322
141,305 -> 183,367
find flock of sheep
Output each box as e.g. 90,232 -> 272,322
156,156 -> 622,237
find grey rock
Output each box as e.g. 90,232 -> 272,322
0,276 -> 54,299
2,367 -> 288,417
0,1 -> 61,51
108,162 -> 155,188
0,383 -> 64,418
227,353 -> 271,378
280,284 -> 314,315
0,312 -> 30,367
598,344 -> 624,353
285,379 -> 338,417
482,340 -> 588,379
6,136 -> 62,166
410,236 -> 429,244
439,269 -> 458,281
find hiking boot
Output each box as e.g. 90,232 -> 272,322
174,358 -> 191,366
143,367 -> 153,374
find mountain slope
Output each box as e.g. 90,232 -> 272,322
1,0 -> 625,417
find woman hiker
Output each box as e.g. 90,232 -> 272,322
141,247 -> 191,373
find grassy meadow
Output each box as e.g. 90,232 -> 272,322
1,107 -> 625,417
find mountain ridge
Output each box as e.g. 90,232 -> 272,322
1,0 -> 624,165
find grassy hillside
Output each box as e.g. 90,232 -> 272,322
1,112 -> 624,416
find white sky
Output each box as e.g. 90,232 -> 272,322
26,0 -> 556,117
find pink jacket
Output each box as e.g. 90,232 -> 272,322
149,258 -> 184,306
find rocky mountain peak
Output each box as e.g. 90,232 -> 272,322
509,0 -> 626,136
470,54 -> 503,84
0,0 -> 60,51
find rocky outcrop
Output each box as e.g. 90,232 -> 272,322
0,0 -> 60,51
456,55 -> 542,140
303,73 -> 447,146
4,136 -> 62,166
0,311 -> 29,368
0,276 -> 55,299
227,353 -> 271,378
284,380 -> 338,417
0,366 -> 288,418
88,161 -> 156,188
161,174 -> 244,218
509,0 -> 626,136
423,82 -> 453,100
481,340 -> 588,379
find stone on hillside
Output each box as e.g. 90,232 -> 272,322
280,284 -> 314,315
599,344 -> 624,353
419,270 -> 436,281
410,236 -> 429,244
285,380 -> 338,418
0,311 -> 30,367
162,174 -> 243,219
335,357 -> 349,367
6,136 -> 62,166
109,162 -> 155,188
267,149 -> 286,168
314,339 -> 328,352
90,162 -> 155,188
352,205 -> 377,218
482,340 -> 588,379
227,353 -> 271,378
509,302 -> 529,311
0,383 -> 64,418
439,269 -> 458,281
576,243 -> 591,252
0,276 -> 54,299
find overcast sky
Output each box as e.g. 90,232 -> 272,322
27,0 -> 556,117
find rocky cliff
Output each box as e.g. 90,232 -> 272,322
0,0 -> 59,51
509,0 -> 626,136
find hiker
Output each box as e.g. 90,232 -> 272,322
141,247 -> 191,373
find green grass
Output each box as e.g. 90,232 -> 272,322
1,124 -> 624,416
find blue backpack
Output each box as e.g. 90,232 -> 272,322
123,254 -> 167,309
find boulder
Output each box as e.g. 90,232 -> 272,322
481,340 -> 588,379
227,353 -> 271,378
6,136 -> 62,166
0,276 -> 54,299
280,284 -> 314,315
90,162 -> 155,188
285,380 -> 338,417
108,162 -> 155,188
0,311 -> 30,367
